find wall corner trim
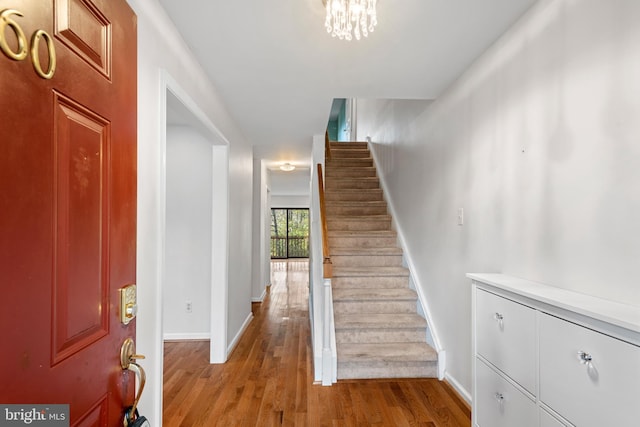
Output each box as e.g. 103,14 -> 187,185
226,312 -> 254,358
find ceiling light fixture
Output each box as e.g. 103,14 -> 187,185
279,163 -> 296,172
324,0 -> 378,41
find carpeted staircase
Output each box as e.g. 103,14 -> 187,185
325,141 -> 438,380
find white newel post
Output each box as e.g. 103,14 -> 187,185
321,277 -> 333,386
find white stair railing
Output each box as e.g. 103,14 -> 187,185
309,136 -> 337,385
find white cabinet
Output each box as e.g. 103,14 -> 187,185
469,274 -> 640,427
539,409 -> 567,427
475,359 -> 537,427
539,313 -> 640,427
476,289 -> 536,394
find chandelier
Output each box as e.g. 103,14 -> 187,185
324,0 -> 378,41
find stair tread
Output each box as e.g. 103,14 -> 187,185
327,188 -> 381,193
326,167 -> 376,170
326,145 -> 439,379
329,230 -> 396,236
326,166 -> 376,170
327,162 -> 373,166
333,266 -> 409,277
327,176 -> 378,179
338,342 -> 437,362
333,288 -> 417,301
326,200 -> 387,206
327,156 -> 372,160
330,149 -> 369,152
327,215 -> 391,220
335,313 -> 427,329
326,173 -> 377,178
331,247 -> 402,255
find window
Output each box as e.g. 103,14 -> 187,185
270,208 -> 309,258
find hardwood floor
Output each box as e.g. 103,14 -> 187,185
163,260 -> 471,426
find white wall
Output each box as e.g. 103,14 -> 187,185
164,126 -> 212,339
356,0 -> 640,401
271,195 -> 310,208
270,169 -> 311,192
129,0 -> 254,424
270,168 -> 311,207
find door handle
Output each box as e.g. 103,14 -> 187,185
124,361 -> 146,425
120,338 -> 146,426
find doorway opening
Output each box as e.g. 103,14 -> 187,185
159,71 -> 230,382
163,113 -> 213,342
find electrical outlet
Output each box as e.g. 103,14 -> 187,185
186,300 -> 192,313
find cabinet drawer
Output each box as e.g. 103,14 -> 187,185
475,359 -> 536,427
476,289 -> 536,393
539,313 -> 640,427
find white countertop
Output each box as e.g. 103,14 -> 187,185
467,273 -> 640,335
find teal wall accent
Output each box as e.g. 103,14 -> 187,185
327,121 -> 338,140
327,98 -> 347,141
337,100 -> 348,141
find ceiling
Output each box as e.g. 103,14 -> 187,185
157,0 -> 536,168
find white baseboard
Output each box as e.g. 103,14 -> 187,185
368,140 -> 442,353
252,288 -> 267,303
444,372 -> 472,405
227,312 -> 254,357
163,332 -> 210,341
437,350 -> 446,380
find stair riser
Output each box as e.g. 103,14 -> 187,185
329,150 -> 370,159
331,255 -> 403,267
329,236 -> 397,247
326,192 -> 383,202
326,206 -> 388,216
333,301 -> 417,315
326,159 -> 373,168
336,329 -> 426,344
328,220 -> 391,232
337,362 -> 438,380
326,169 -> 377,178
330,142 -> 368,149
326,180 -> 380,190
331,276 -> 409,289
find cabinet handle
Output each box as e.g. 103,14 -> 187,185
577,350 -> 593,364
494,392 -> 505,404
493,313 -> 504,321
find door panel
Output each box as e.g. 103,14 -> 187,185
287,209 -> 309,258
52,91 -> 110,365
0,0 -> 137,425
271,209 -> 287,258
55,0 -> 111,77
75,398 -> 108,427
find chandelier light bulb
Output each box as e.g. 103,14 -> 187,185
279,163 -> 295,172
324,0 -> 377,41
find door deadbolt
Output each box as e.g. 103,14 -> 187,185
119,284 -> 138,325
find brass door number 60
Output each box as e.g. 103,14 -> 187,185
0,9 -> 56,79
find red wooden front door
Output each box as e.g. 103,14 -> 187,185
0,0 -> 137,425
